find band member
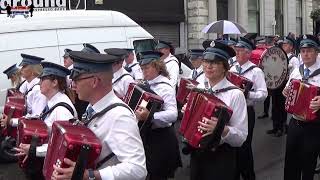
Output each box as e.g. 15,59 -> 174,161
227,37 -> 237,67
265,36 -> 298,137
9,54 -> 46,117
123,48 -> 143,80
230,37 -> 268,180
281,36 -> 300,74
104,48 -> 135,99
3,63 -> 26,91
188,49 -> 205,83
51,51 -> 147,180
14,62 -> 77,179
155,40 -> 180,87
135,51 -> 182,180
283,34 -> 320,180
188,41 -> 248,180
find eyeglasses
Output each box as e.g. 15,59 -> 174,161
72,75 -> 95,83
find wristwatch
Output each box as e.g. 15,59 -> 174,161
88,169 -> 95,180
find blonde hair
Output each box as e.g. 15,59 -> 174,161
30,64 -> 43,77
10,71 -> 22,88
150,60 -> 170,78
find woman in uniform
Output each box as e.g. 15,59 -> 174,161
184,41 -> 248,180
135,51 -> 182,180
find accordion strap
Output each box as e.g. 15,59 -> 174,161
239,65 -> 258,75
15,80 -> 26,91
288,54 -> 297,61
165,59 -> 179,66
112,74 -> 132,85
87,103 -> 132,169
299,65 -> 320,81
24,83 -> 39,96
211,86 -> 239,94
40,102 -> 75,120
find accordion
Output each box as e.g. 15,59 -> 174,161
176,78 -> 199,104
285,79 -> 320,121
1,89 -> 26,138
123,83 -> 163,131
17,118 -> 49,169
43,121 -> 102,179
180,91 -> 233,149
227,72 -> 253,93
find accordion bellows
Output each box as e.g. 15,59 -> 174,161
180,91 -> 232,149
43,121 -> 102,179
285,79 -> 320,121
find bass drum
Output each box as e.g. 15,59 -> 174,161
250,45 -> 288,90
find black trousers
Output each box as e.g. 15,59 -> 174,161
271,87 -> 287,131
235,106 -> 256,180
190,144 -> 237,180
263,95 -> 270,115
284,118 -> 320,180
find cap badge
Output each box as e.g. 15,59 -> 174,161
210,41 -> 215,47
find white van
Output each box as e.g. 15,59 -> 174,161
0,10 -> 155,107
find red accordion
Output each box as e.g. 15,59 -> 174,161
124,83 -> 163,112
1,89 -> 26,138
227,72 -> 253,93
17,118 -> 49,168
176,78 -> 199,104
285,79 -> 320,121
43,121 -> 102,179
180,91 -> 233,149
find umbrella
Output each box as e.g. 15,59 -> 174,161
202,20 -> 247,34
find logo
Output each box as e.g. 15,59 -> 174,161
1,0 -> 66,11
210,41 -> 215,47
303,35 -> 307,39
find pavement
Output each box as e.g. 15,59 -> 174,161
1,102 -> 320,180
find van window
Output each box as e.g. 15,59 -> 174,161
133,39 -> 156,53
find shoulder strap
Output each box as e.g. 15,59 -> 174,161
299,64 -> 304,78
240,65 -> 258,75
16,80 -> 26,91
196,71 -> 204,79
24,83 -> 39,96
211,86 -> 239,94
40,102 -> 75,120
165,59 -> 179,66
129,63 -> 139,69
112,74 -> 132,85
152,81 -> 172,88
308,68 -> 320,79
91,103 -> 132,169
288,54 -> 297,61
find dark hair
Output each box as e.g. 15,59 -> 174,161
41,75 -> 75,103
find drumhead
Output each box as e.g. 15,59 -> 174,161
260,46 -> 288,89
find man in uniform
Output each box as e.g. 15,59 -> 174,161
123,48 -> 143,80
230,37 -> 268,180
104,48 -> 135,99
155,40 -> 180,87
52,51 -> 147,180
188,49 -> 205,83
283,34 -> 320,180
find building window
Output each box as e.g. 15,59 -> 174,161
296,0 -> 302,35
248,0 -> 260,34
275,0 -> 284,35
217,0 -> 228,20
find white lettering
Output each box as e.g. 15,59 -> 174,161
33,0 -> 43,7
0,0 -> 10,9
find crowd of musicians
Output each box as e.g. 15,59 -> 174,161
0,32 -> 319,180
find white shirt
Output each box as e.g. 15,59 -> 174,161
124,60 -> 143,80
188,65 -> 205,83
198,77 -> 248,147
288,53 -> 300,75
18,80 -> 28,94
147,75 -> 178,128
229,61 -> 268,106
112,67 -> 135,99
25,78 -> 47,117
36,91 -> 77,157
88,90 -> 147,180
163,53 -> 179,87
